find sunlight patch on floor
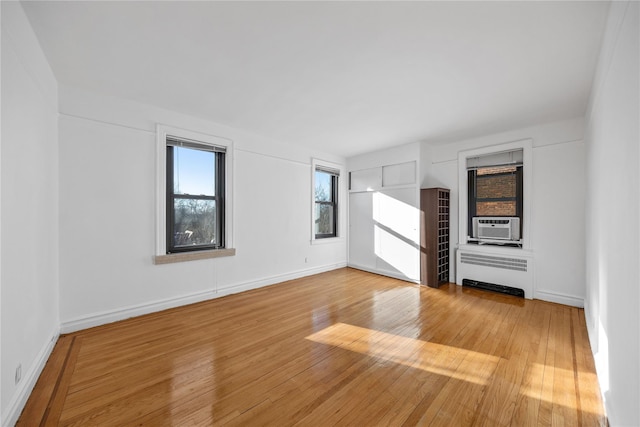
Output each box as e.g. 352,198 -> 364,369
520,362 -> 598,411
306,322 -> 500,386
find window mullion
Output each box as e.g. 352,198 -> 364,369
173,194 -> 216,201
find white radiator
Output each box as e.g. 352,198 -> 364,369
456,246 -> 534,299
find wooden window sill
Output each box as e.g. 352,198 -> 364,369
154,248 -> 236,265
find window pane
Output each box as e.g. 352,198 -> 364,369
173,199 -> 217,247
315,203 -> 334,235
476,172 -> 516,199
315,171 -> 333,202
173,147 -> 215,196
476,201 -> 516,216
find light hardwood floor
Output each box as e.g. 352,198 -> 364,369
19,268 -> 606,426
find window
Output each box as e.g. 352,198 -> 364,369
155,125 -> 234,263
467,149 -> 523,241
314,166 -> 339,239
458,140 -> 531,249
468,165 -> 523,226
166,138 -> 225,253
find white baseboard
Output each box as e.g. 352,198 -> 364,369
534,289 -> 584,308
2,327 -> 59,427
215,262 -> 348,297
60,287 -> 217,333
61,262 -> 347,334
347,263 -> 420,284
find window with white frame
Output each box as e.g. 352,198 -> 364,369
166,138 -> 225,252
467,149 -> 523,241
458,140 -> 532,249
313,162 -> 340,239
156,125 -> 234,261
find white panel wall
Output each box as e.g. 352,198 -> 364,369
58,87 -> 347,331
584,2 -> 639,425
422,118 -> 587,306
347,143 -> 420,282
1,3 -> 60,425
532,141 -> 585,304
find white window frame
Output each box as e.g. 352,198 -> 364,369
311,158 -> 345,244
155,124 -> 234,263
458,139 -> 533,250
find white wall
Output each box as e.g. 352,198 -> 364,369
584,1 -> 639,425
57,86 -> 347,331
422,118 -> 587,306
1,3 -> 60,425
346,143 -> 421,282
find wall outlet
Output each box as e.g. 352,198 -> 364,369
305,257 -> 308,263
15,364 -> 22,385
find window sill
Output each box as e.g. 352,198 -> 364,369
311,237 -> 345,245
154,248 -> 236,265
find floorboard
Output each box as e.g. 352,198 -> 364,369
17,268 -> 606,426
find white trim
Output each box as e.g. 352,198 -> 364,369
60,262 -> 346,334
311,237 -> 346,245
457,139 -> 533,249
347,263 -> 421,285
2,328 -> 60,427
155,124 -> 234,256
216,262 -> 347,297
154,248 -> 236,264
311,158 -> 346,243
534,290 -> 584,308
348,183 -> 417,194
61,288 -> 217,334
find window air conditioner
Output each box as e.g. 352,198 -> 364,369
472,217 -> 520,241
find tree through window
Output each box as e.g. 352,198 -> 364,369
166,138 -> 225,253
314,167 -> 338,238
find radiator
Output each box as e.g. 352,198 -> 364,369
456,247 -> 534,299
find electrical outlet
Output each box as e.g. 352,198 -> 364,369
15,364 -> 21,385
304,257 -> 308,263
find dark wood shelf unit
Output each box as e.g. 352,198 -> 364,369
420,187 -> 450,288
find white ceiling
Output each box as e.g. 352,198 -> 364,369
21,1 -> 609,158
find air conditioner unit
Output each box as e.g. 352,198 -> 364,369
472,217 -> 520,241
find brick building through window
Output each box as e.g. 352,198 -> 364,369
467,150 -> 523,239
475,166 -> 518,216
